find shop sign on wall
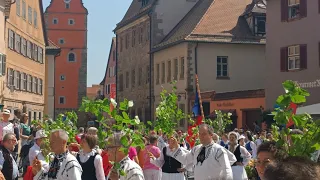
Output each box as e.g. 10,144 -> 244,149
217,102 -> 234,107
294,79 -> 320,89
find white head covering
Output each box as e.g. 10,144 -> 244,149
228,131 -> 239,140
239,135 -> 246,140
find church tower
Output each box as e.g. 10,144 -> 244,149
45,0 -> 88,125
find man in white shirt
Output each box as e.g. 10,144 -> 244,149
0,109 -> 14,142
29,130 -> 49,172
168,124 -> 236,180
106,132 -> 144,180
32,129 -> 82,180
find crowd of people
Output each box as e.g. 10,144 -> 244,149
0,108 -> 320,180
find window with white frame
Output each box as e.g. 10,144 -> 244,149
53,18 -> 58,24
156,64 -> 160,85
21,38 -> 27,56
105,84 -> 111,94
20,73 -> 27,90
33,44 -> 38,61
27,41 -> 32,58
0,54 -> 6,76
68,19 -> 74,25
60,75 -> 65,81
32,76 -> 37,93
7,69 -> 14,87
22,1 -> 26,19
288,45 -> 300,70
27,74 -> 31,92
15,71 -> 20,90
217,56 -> 228,77
33,9 -> 38,28
38,47 -> 43,63
8,30 -> 14,49
59,38 -> 65,44
28,6 -> 32,24
68,53 -> 75,62
16,0 -> 20,16
38,79 -> 42,94
15,34 -> 21,53
59,96 -> 66,104
65,3 -> 70,9
288,0 -> 300,19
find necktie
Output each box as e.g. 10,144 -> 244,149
196,146 -> 206,166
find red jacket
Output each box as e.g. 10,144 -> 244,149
101,151 -> 113,176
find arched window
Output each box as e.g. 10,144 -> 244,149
68,52 -> 75,62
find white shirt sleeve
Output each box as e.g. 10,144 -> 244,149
239,146 -> 251,166
216,148 -> 234,180
0,151 -> 4,170
150,148 -> 165,168
250,141 -> 257,159
168,146 -> 195,165
65,161 -> 82,180
94,155 -> 105,180
29,148 -> 37,165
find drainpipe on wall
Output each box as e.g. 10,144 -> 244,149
53,52 -> 61,120
194,43 -> 199,74
115,34 -> 118,103
148,12 -> 153,122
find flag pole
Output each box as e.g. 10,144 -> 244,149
195,74 -> 205,120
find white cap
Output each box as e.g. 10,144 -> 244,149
2,109 -> 10,115
239,135 -> 246,140
35,130 -> 47,140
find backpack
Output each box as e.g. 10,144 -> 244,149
20,142 -> 34,158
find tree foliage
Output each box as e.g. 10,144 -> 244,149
207,110 -> 233,135
154,82 -> 185,136
272,80 -> 320,159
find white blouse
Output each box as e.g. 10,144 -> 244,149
0,121 -> 14,140
77,150 -> 105,180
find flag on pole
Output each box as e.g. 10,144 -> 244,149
186,74 -> 204,148
286,102 -> 297,128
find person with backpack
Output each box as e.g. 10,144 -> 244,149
28,130 -> 49,172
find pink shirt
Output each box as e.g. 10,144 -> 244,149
128,147 -> 137,160
143,145 -> 161,170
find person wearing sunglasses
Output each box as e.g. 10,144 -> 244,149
0,133 -> 19,180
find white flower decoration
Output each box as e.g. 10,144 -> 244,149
110,98 -> 117,107
228,112 -> 232,117
128,100 -> 134,107
134,116 -> 140,124
156,107 -> 159,113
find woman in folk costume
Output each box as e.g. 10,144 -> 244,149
228,131 -> 252,180
149,132 -> 188,180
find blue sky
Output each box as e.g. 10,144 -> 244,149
42,0 -> 132,86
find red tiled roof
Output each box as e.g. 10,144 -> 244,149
153,0 -> 265,50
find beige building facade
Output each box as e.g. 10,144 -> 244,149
153,0 -> 266,129
4,0 -> 47,121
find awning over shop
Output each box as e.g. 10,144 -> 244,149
207,109 -> 237,118
297,103 -> 320,115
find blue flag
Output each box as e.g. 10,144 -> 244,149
192,88 -> 201,117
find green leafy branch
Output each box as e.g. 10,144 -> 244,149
272,80 -> 320,159
155,81 -> 185,137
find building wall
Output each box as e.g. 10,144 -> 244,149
211,97 -> 265,129
44,54 -> 55,118
87,85 -> 101,100
153,42 -> 188,129
45,0 -> 88,123
116,15 -> 151,122
266,0 -> 320,109
197,43 -> 266,92
103,38 -> 116,99
4,0 -> 46,121
0,1 -> 5,54
152,0 -> 198,45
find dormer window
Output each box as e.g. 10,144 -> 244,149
65,3 -> 70,9
255,16 -> 266,36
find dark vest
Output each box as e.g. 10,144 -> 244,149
232,145 -> 243,166
0,146 -> 13,180
161,147 -> 181,173
76,153 -> 98,180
